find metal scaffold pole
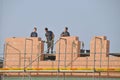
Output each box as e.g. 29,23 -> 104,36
22,39 -> 27,80
22,38 -> 33,80
2,43 -> 7,80
93,38 -> 96,80
57,39 -> 60,80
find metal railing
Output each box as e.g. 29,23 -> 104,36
1,38 -> 120,80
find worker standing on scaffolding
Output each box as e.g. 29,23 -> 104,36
30,27 -> 38,37
60,27 -> 70,37
45,27 -> 54,53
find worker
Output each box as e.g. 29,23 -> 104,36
60,27 -> 70,37
30,27 -> 38,37
45,27 -> 54,53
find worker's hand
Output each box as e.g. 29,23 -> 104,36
46,41 -> 49,43
42,40 -> 46,43
52,39 -> 54,42
42,40 -> 48,43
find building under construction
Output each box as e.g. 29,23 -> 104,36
1,36 -> 120,79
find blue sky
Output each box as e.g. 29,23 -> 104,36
0,0 -> 120,55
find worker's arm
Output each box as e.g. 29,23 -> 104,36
60,32 -> 64,37
52,33 -> 55,40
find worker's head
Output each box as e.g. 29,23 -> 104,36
34,27 -> 37,32
45,27 -> 48,32
64,27 -> 68,32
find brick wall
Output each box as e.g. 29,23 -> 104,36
4,37 -> 44,69
3,36 -> 120,77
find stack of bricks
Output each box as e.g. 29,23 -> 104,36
55,36 -> 80,68
89,36 -> 110,68
4,37 -> 44,75
86,36 -> 110,76
90,36 -> 109,55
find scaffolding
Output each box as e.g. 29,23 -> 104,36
1,37 -> 120,80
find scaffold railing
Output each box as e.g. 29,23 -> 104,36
1,38 -> 120,80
